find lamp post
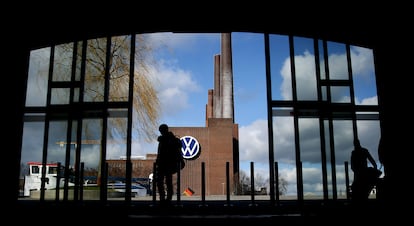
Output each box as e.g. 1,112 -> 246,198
56,141 -> 78,172
57,140 -> 102,186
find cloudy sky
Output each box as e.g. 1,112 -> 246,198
22,32 -> 381,196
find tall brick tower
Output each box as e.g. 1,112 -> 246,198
170,33 -> 239,196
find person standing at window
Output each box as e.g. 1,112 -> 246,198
155,124 -> 182,205
350,139 -> 381,203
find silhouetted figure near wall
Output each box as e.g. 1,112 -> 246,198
376,136 -> 386,202
155,124 -> 182,205
351,139 -> 381,203
378,136 -> 386,175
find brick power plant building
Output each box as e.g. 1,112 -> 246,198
107,34 -> 240,196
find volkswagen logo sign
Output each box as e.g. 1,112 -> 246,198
180,136 -> 200,160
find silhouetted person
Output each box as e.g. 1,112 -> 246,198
351,139 -> 381,203
377,136 -> 387,202
155,124 -> 182,205
378,136 -> 387,176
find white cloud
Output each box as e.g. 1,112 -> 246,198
350,46 -> 375,77
239,119 -> 269,163
281,47 -> 376,103
357,95 -> 378,105
280,57 -> 292,100
151,59 -> 201,117
294,51 -> 318,100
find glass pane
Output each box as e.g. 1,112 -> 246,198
54,121 -> 77,201
73,87 -> 80,103
19,121 -> 45,199
131,33 -> 167,145
298,118 -> 322,200
80,119 -> 103,200
333,120 -> 353,199
356,120 -> 381,165
273,116 -> 297,200
232,32 -> 268,200
323,120 -> 333,198
44,121 -> 69,200
106,117 -> 128,199
53,43 -> 73,81
84,38 -> 107,102
109,36 -> 130,102
26,47 -> 50,107
321,86 -> 327,101
232,32 -> 266,124
355,120 -> 381,200
351,46 -> 378,105
331,86 -> 351,103
327,41 -> 348,80
294,37 -> 317,101
269,34 -> 291,101
50,88 -> 70,105
75,41 -> 83,82
318,40 -> 326,80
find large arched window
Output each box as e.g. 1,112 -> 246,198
19,32 -> 380,205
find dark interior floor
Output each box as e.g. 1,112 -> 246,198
13,199 -> 396,225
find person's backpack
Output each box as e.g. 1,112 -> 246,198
168,135 -> 185,173
174,136 -> 186,170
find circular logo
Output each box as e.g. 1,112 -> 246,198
180,136 -> 201,160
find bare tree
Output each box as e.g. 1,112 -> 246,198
54,34 -> 161,142
238,170 -> 250,194
239,170 -> 288,195
277,176 -> 288,196
254,173 -> 267,192
51,34 -> 163,186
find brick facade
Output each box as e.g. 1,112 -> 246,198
106,119 -> 239,196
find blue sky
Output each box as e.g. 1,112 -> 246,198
23,32 -> 381,197
148,32 -> 267,127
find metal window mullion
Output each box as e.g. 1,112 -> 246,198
100,36 -> 111,202
62,41 -> 78,201
289,35 -> 303,202
264,33 -> 276,205
73,40 -> 87,202
314,39 -> 329,200
125,34 -> 136,204
40,45 -> 55,202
